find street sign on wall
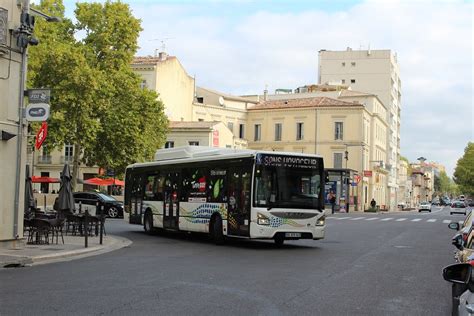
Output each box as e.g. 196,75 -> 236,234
363,170 -> 373,177
35,122 -> 47,149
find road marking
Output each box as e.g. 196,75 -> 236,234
381,218 -> 393,221
350,217 -> 365,220
427,219 -> 437,222
336,217 -> 351,220
443,220 -> 452,224
411,218 -> 422,222
396,218 -> 407,222
365,217 -> 378,221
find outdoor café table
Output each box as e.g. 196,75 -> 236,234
28,218 -> 53,245
71,214 -> 101,237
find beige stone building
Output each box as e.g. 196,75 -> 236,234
319,48 -> 401,211
246,96 -> 388,211
0,0 -> 26,246
165,121 -> 235,149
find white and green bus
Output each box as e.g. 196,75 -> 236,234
124,146 -> 326,245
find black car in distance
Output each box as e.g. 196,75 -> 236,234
73,192 -> 124,218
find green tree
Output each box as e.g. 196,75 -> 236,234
28,0 -> 168,188
453,142 -> 474,196
434,171 -> 453,196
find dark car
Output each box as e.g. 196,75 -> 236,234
73,192 -> 124,218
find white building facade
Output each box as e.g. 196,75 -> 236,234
318,48 -> 402,211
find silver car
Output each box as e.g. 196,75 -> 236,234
451,201 -> 468,216
418,202 -> 432,212
443,263 -> 474,316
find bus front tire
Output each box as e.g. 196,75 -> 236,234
211,215 -> 225,245
144,211 -> 153,234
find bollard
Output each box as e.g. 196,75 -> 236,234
99,205 -> 104,245
84,209 -> 88,248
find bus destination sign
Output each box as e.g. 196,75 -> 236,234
256,154 -> 318,169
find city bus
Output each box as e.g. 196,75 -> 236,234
124,146 -> 326,245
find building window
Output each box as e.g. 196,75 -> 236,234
335,122 -> 344,140
341,79 -> 345,84
196,97 -> 204,103
274,123 -> 282,141
140,80 -> 147,89
165,141 -> 174,148
334,153 -> 343,169
189,141 -> 199,146
227,122 -> 234,133
296,122 -> 304,140
351,62 -> 356,66
64,143 -> 73,163
351,79 -> 356,84
198,118 -> 204,122
341,62 -> 345,66
254,124 -> 261,141
239,124 -> 245,139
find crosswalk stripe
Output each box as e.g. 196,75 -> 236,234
411,218 -> 422,222
365,218 -> 378,221
396,218 -> 407,222
350,217 -> 365,220
427,219 -> 437,222
381,218 -> 393,221
443,220 -> 452,224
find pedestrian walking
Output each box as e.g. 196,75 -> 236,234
370,198 -> 376,211
327,191 -> 336,214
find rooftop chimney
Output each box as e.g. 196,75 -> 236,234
263,89 -> 268,101
158,52 -> 168,61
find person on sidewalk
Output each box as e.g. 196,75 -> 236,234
370,198 -> 377,211
327,191 -> 336,214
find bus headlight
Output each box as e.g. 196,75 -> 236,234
316,216 -> 325,226
257,213 -> 270,225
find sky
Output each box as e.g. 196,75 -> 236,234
61,0 -> 473,176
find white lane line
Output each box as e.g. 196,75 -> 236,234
337,217 -> 351,220
350,217 -> 365,221
365,217 -> 378,221
411,218 -> 422,222
443,220 -> 452,224
381,218 -> 394,221
396,218 -> 407,222
427,219 -> 437,222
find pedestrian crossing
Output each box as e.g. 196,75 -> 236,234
327,216 -> 463,225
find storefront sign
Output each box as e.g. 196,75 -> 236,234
363,170 -> 373,177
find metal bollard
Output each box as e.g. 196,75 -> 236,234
99,205 -> 104,245
84,210 -> 88,248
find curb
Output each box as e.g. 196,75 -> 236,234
1,235 -> 132,268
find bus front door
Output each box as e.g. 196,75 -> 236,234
227,166 -> 251,237
163,172 -> 179,230
130,174 -> 144,225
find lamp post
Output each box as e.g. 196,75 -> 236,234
12,2 -> 60,239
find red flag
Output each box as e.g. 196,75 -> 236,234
35,121 -> 48,150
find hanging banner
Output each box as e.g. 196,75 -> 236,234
35,121 -> 48,150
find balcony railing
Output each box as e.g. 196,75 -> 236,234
61,156 -> 74,164
37,155 -> 52,164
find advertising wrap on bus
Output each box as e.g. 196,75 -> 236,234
124,146 -> 326,246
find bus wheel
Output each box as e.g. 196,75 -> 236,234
274,235 -> 285,246
211,215 -> 225,245
144,211 -> 153,234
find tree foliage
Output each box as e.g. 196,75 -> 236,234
453,142 -> 474,197
28,0 -> 168,187
434,170 -> 454,196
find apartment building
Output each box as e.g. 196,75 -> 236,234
246,96 -> 388,211
319,48 -> 401,211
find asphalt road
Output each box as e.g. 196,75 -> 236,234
0,205 -> 468,315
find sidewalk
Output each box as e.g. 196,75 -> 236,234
0,234 -> 132,268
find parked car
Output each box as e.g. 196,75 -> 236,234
451,201 -> 468,215
449,211 -> 474,249
73,192 -> 124,218
443,263 -> 474,316
418,202 -> 432,212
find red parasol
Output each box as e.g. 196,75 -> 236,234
83,177 -> 124,186
32,176 -> 60,183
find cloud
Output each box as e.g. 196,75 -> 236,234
129,0 -> 472,175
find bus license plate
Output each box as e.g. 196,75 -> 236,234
285,232 -> 301,238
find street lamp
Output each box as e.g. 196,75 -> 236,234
12,3 -> 61,240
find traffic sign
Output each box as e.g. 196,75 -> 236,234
35,122 -> 47,150
354,175 -> 361,183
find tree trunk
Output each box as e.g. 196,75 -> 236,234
72,143 -> 81,191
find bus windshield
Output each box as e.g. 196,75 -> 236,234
254,159 -> 322,210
